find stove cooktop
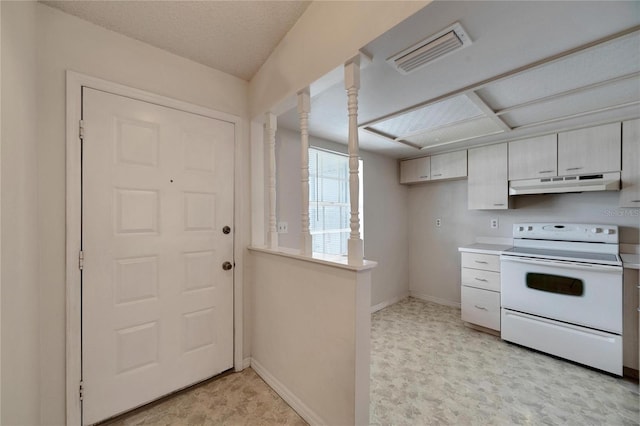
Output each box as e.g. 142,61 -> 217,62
502,246 -> 622,266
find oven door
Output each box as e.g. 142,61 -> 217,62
501,255 -> 622,334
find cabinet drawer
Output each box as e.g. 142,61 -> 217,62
462,268 -> 500,292
461,286 -> 500,331
461,252 -> 500,272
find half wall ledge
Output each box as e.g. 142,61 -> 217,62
248,245 -> 378,271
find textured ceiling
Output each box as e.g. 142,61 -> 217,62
42,0 -> 311,81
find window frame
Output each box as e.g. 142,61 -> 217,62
308,147 -> 363,256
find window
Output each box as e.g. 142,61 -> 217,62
308,148 -> 363,255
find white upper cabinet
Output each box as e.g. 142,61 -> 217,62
558,123 -> 621,175
620,118 -> 640,208
508,134 -> 557,180
400,156 -> 430,184
430,150 -> 467,181
468,143 -> 509,210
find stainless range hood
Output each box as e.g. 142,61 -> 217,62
509,172 -> 621,195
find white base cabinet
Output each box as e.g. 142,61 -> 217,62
460,251 -> 502,331
462,286 -> 500,330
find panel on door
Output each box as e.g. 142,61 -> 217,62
82,88 -> 234,424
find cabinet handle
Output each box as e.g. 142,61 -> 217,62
538,170 -> 554,174
419,175 -> 429,178
474,260 -> 488,264
566,167 -> 583,171
630,200 -> 640,203
474,277 -> 488,282
474,305 -> 488,311
493,203 -> 505,206
432,173 -> 442,177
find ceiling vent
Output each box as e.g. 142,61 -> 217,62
387,22 -> 472,74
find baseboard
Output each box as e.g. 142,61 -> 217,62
463,321 -> 500,337
623,366 -> 639,380
250,358 -> 326,426
243,357 -> 251,369
410,292 -> 461,309
371,292 -> 409,313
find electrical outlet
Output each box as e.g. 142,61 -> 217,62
436,218 -> 442,227
277,221 -> 288,233
490,218 -> 499,229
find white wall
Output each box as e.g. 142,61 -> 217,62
249,1 -> 429,118
1,2 -> 40,423
408,179 -> 639,303
250,249 -> 371,426
2,3 -> 250,424
275,128 -> 410,308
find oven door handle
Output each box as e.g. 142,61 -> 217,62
500,256 -> 622,273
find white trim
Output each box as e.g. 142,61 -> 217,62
65,71 -> 244,425
250,358 -> 326,426
248,246 -> 377,272
370,292 -> 409,313
250,120 -> 265,246
242,357 -> 252,370
0,2 -> 3,418
410,292 -> 462,309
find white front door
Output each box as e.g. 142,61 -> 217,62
82,88 -> 234,424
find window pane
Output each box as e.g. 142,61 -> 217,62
308,148 -> 362,256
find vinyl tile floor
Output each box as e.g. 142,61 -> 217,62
100,368 -> 307,426
370,297 -> 640,425
102,296 -> 639,425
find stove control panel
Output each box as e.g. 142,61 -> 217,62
513,223 -> 619,244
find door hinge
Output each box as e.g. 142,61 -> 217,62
79,120 -> 85,140
79,381 -> 84,401
79,250 -> 84,271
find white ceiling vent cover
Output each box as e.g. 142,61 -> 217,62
387,22 -> 472,74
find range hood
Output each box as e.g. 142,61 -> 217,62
509,172 -> 621,195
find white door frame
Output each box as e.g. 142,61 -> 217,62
65,71 -> 244,425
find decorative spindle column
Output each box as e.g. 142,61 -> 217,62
298,88 -> 313,256
265,112 -> 278,250
345,57 -> 364,266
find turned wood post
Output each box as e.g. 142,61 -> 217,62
265,112 -> 278,250
298,88 -> 313,256
345,57 -> 364,265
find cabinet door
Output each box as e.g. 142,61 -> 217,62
430,150 -> 467,180
558,123 -> 621,175
508,134 -> 557,180
468,143 -> 509,210
400,157 -> 430,184
461,286 -> 500,331
621,119 -> 640,207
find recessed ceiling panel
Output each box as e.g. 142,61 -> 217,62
501,77 -> 640,128
368,94 -> 484,137
405,116 -> 505,149
477,33 -> 640,110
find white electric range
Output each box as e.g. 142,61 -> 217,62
500,223 -> 623,375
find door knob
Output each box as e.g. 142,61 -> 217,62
222,226 -> 231,234
222,261 -> 233,271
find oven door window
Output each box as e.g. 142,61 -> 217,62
525,273 -> 584,296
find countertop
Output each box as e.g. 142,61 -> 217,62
458,243 -> 513,255
621,253 -> 640,270
459,244 -> 640,268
